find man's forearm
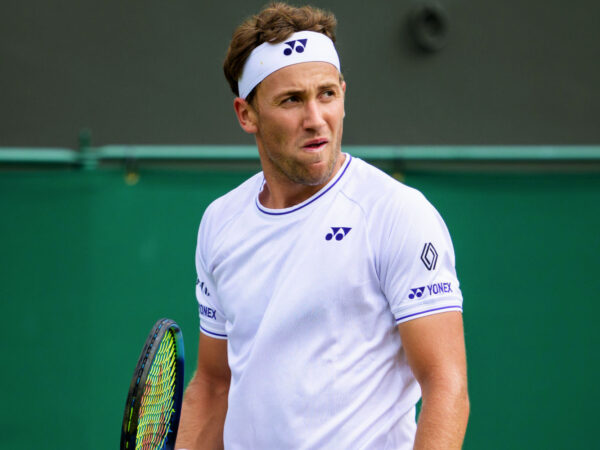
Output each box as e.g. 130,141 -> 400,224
414,379 -> 470,449
175,371 -> 230,450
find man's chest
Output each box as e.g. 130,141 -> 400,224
210,200 -> 380,333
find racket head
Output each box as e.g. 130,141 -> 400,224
121,318 -> 185,450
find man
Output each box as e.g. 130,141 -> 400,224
176,3 -> 469,449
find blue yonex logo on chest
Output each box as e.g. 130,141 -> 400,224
283,38 -> 308,55
325,227 -> 352,241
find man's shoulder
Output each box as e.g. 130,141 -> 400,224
199,172 -> 263,235
209,171 -> 262,209
343,156 -> 426,210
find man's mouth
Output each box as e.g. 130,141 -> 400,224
302,138 -> 329,150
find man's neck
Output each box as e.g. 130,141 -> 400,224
258,153 -> 345,209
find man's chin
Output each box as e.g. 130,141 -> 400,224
297,157 -> 339,186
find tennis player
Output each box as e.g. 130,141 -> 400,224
176,3 -> 469,449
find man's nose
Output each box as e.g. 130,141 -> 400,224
302,100 -> 327,130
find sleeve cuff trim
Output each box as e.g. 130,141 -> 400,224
395,305 -> 462,323
200,325 -> 228,339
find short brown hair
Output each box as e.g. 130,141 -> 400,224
223,2 -> 338,100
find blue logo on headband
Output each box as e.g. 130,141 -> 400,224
283,39 -> 307,55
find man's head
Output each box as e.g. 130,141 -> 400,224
223,2 -> 338,104
225,3 -> 346,196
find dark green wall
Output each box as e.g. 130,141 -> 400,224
0,168 -> 251,448
1,0 -> 599,147
1,161 -> 598,448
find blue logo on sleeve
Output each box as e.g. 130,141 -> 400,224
408,282 -> 453,300
420,243 -> 438,270
199,305 -> 216,319
408,287 -> 426,299
283,38 -> 308,55
196,279 -> 210,297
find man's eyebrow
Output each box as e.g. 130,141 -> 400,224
318,83 -> 340,90
274,89 -> 304,100
274,83 -> 341,101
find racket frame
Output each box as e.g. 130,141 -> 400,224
120,318 -> 185,450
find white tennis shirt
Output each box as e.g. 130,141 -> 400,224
195,154 -> 463,449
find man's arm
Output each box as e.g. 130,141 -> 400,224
175,333 -> 230,450
398,311 -> 470,449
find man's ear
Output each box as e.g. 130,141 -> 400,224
233,97 -> 258,134
341,80 -> 346,118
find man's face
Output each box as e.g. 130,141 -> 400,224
250,62 -> 346,188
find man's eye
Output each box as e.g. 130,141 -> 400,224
282,96 -> 299,104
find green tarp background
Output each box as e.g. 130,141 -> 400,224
1,164 -> 599,448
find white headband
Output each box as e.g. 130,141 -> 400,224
237,30 -> 341,99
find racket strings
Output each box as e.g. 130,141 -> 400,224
136,330 -> 178,449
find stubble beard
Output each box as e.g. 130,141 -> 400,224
283,148 -> 339,186
267,133 -> 343,187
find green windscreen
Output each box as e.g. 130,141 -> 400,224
0,163 -> 598,449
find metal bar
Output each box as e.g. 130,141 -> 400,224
95,145 -> 259,160
94,145 -> 600,161
1,146 -> 600,165
0,148 -> 79,164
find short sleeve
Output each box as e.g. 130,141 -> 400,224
195,215 -> 228,340
378,190 -> 463,324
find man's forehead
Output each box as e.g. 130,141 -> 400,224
259,61 -> 341,95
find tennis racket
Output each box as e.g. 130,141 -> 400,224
121,318 -> 185,450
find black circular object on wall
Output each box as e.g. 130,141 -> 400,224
408,2 -> 449,52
